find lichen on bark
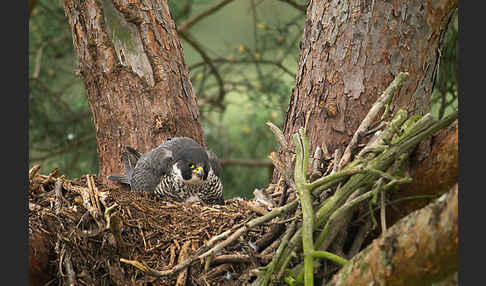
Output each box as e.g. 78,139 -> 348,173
101,0 -> 155,87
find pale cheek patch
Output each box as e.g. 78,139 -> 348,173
172,164 -> 183,180
172,164 -> 203,184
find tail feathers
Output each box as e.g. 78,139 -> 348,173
108,149 -> 137,186
107,174 -> 131,185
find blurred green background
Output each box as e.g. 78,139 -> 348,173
28,0 -> 457,199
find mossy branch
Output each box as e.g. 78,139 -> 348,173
293,128 -> 315,286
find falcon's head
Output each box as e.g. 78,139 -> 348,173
172,146 -> 210,184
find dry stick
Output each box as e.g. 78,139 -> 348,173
175,241 -> 192,286
54,178 -> 64,216
310,147 -> 324,181
255,181 -> 289,251
267,121 -> 297,191
104,203 -> 119,230
380,185 -> 387,232
29,164 -> 41,182
63,251 -> 77,286
86,175 -> 102,215
266,122 -> 290,152
120,199 -> 298,277
212,254 -> 251,265
338,72 -> 409,170
198,200 -> 298,260
63,181 -> 104,237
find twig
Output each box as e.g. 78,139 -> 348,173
251,220 -> 297,286
255,181 -> 289,251
199,200 -> 297,259
347,219 -> 372,259
266,122 -> 289,152
63,251 -> 77,286
137,220 -> 148,250
293,127 -> 315,286
176,241 -> 191,286
30,134 -> 96,161
315,178 -> 412,250
212,254 -> 251,265
277,0 -> 307,12
29,164 -> 41,182
220,159 -> 273,167
189,58 -> 296,78
380,187 -> 387,232
246,201 -> 269,216
177,0 -> 236,34
121,199 -> 299,278
86,175 -> 102,217
104,203 -> 119,230
179,32 -> 225,107
310,250 -> 348,266
54,178 -> 64,216
338,72 -> 409,170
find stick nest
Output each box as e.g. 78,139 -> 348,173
29,168 -> 272,285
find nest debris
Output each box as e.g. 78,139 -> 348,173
29,167 -> 281,285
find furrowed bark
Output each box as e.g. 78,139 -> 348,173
275,0 -> 458,182
328,184 -> 458,286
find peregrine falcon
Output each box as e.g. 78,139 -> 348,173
108,137 -> 224,204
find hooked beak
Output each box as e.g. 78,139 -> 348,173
194,166 -> 204,178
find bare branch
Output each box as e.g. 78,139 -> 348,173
277,0 -> 307,13
180,33 -> 226,107
220,159 -> 273,168
177,0 -> 236,34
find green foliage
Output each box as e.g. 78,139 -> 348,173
29,0 -> 97,178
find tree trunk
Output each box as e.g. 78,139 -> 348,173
278,0 -> 457,168
328,184 -> 458,286
387,121 -> 458,225
63,0 -> 204,183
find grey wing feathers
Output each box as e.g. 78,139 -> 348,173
130,145 -> 173,192
159,137 -> 199,156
